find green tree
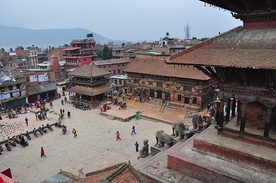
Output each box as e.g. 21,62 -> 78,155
97,48 -> 103,59
102,45 -> 112,60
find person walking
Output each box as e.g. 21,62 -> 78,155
67,111 -> 71,118
134,112 -> 140,125
25,117 -> 29,126
64,97 -> 67,104
116,131 -> 121,141
131,125 -> 136,135
35,113 -> 38,121
72,128 -> 77,138
135,141 -> 139,152
61,99 -> 64,105
41,147 -> 46,157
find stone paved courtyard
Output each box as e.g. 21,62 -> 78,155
0,90 -> 180,183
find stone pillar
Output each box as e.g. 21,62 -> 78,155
232,98 -> 236,118
236,100 -> 241,126
264,107 -> 272,138
240,101 -> 247,133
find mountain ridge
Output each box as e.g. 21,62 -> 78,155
0,25 -> 117,48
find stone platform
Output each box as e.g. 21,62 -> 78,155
167,126 -> 276,183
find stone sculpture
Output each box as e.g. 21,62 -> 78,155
139,139 -> 149,158
172,122 -> 193,140
192,114 -> 203,131
155,130 -> 174,147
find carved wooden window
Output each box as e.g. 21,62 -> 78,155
178,94 -> 182,101
184,97 -> 190,104
192,97 -> 197,104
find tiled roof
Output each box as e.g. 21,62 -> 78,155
77,162 -> 146,183
93,59 -> 130,66
68,86 -> 110,96
69,65 -> 110,78
123,57 -> 210,81
168,26 -> 276,70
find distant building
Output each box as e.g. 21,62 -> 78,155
0,68 -> 27,110
63,34 -> 98,71
93,58 -> 130,75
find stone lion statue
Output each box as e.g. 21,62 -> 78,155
139,139 -> 149,158
155,130 -> 174,147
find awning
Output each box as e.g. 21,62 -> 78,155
27,82 -> 57,96
68,86 -> 111,96
43,82 -> 57,91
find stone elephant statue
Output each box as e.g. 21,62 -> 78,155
192,114 -> 203,131
155,130 -> 174,147
172,122 -> 193,140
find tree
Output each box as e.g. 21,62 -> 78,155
97,48 -> 103,59
102,45 -> 112,60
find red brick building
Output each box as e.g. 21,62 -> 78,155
124,53 -> 211,111
63,34 -> 97,71
93,58 -> 130,75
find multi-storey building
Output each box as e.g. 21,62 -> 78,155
124,53 -> 211,111
68,64 -> 110,108
93,58 -> 130,75
0,68 -> 27,110
28,49 -> 39,68
63,34 -> 98,71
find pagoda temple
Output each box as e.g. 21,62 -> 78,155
134,1 -> 276,183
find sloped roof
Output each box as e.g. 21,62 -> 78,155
68,86 -> 110,96
77,162 -> 145,183
93,59 -> 130,66
168,26 -> 276,70
123,57 -> 210,81
69,65 -> 110,78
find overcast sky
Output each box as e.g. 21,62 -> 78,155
0,0 -> 242,42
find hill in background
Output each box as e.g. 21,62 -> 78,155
0,25 -> 119,49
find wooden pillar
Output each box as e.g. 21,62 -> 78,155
240,101 -> 247,133
218,92 -> 224,128
264,107 -> 272,138
226,98 -> 230,122
236,100 -> 241,126
232,98 -> 236,118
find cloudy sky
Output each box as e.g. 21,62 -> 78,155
0,0 -> 242,42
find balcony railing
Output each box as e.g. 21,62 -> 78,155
70,79 -> 109,86
0,78 -> 26,86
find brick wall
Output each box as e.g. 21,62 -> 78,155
245,102 -> 266,129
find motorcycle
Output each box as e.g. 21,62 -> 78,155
55,121 -> 62,128
33,128 -> 38,137
0,145 -> 3,154
41,125 -> 47,133
8,137 -> 17,147
25,131 -> 32,140
38,127 -> 44,135
5,143 -> 12,151
61,125 -> 67,135
46,124 -> 53,131
19,137 -> 28,147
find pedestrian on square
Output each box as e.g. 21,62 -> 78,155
135,141 -> 139,152
50,101 -> 53,108
60,109 -> 63,115
134,112 -> 140,125
25,117 -> 28,126
35,113 -> 38,121
131,125 -> 136,135
116,131 -> 121,141
61,99 -> 64,105
64,97 -> 67,104
67,111 -> 71,118
41,147 -> 46,157
72,128 -> 77,138
62,109 -> 65,114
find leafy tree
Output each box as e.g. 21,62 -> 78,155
97,48 -> 103,59
102,45 -> 112,60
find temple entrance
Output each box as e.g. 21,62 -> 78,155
245,101 -> 266,130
